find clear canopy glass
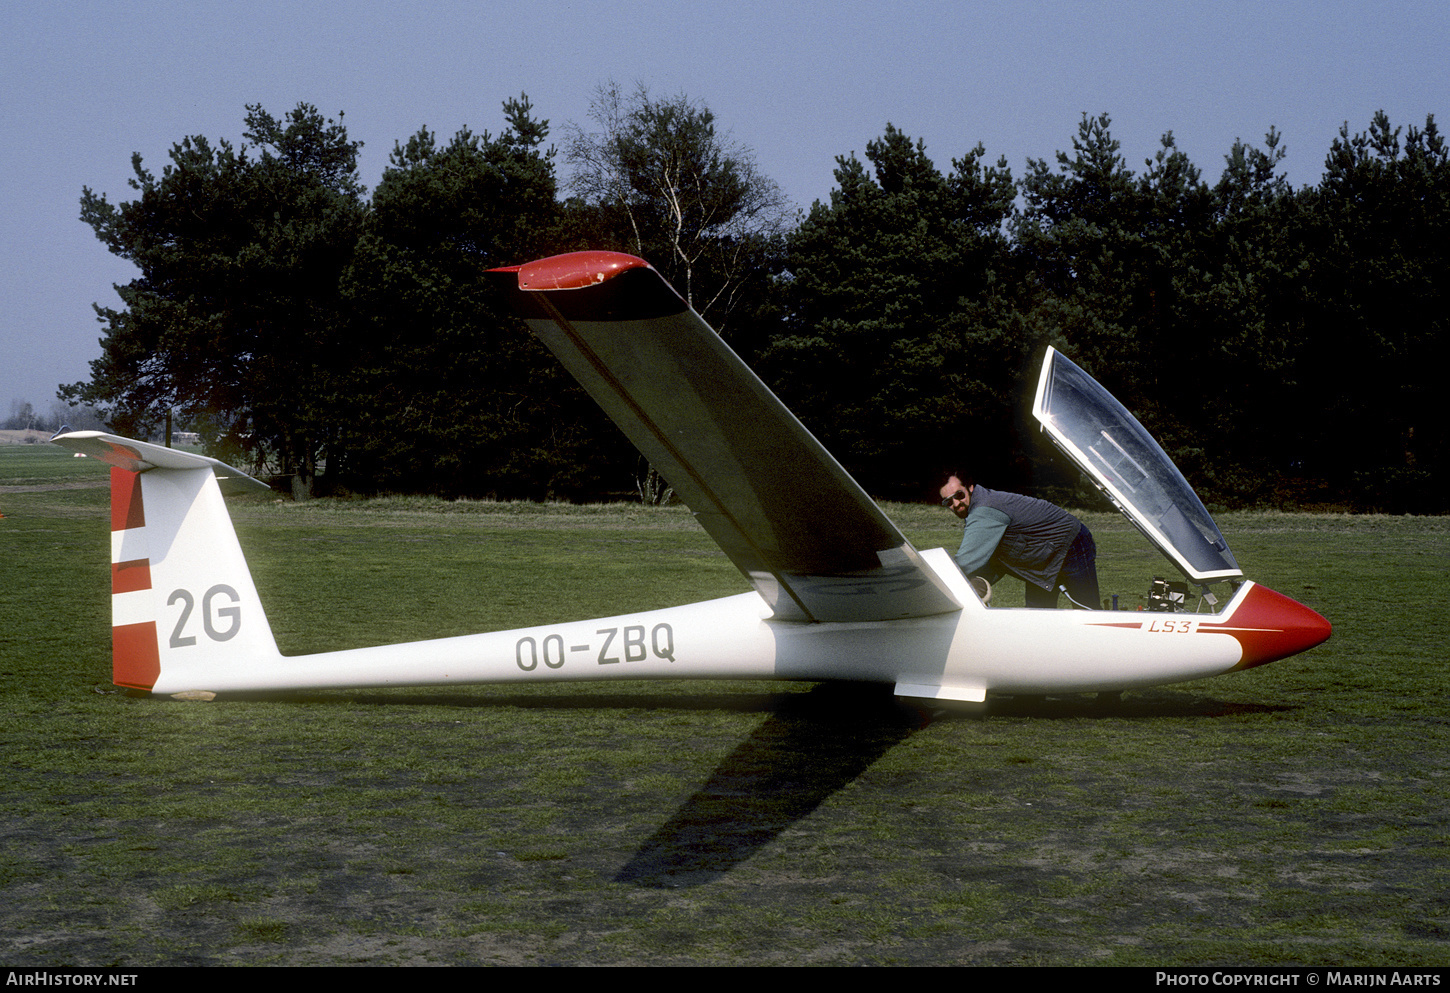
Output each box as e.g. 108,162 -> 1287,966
1032,347 -> 1242,584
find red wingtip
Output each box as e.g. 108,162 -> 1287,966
488,251 -> 650,291
1213,584 -> 1332,670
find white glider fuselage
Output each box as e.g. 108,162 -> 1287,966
58,250 -> 1330,703
137,560 -> 1306,701
137,553 -> 1282,700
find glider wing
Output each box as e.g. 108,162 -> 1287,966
49,431 -> 271,496
489,251 -> 961,623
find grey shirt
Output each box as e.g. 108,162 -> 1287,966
954,486 -> 1083,592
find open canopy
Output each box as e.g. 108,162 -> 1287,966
1032,347 -> 1242,585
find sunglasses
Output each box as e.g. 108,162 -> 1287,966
941,489 -> 967,507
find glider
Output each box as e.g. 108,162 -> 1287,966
53,250 -> 1330,703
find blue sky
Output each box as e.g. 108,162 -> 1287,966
3,0 -> 1446,416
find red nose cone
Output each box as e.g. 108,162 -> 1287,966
1208,584 -> 1332,670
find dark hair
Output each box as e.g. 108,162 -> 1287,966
934,468 -> 973,491
932,468 -> 973,504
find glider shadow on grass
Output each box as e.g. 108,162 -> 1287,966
615,683 -> 923,887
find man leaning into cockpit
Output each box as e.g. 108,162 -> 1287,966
938,471 -> 1100,609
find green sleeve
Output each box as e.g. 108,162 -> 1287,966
954,507 -> 1010,577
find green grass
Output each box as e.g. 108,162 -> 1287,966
0,439 -> 102,487
2,443 -> 1449,965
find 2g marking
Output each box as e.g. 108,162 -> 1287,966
515,623 -> 676,672
168,585 -> 242,648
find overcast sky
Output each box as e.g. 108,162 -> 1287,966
3,0 -> 1446,416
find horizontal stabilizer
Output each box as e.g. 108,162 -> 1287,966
50,431 -> 271,495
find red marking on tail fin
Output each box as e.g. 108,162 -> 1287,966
113,621 -> 160,690
111,559 -> 152,595
110,468 -> 144,531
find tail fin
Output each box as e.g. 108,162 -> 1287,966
52,432 -> 281,693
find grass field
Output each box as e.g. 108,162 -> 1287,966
2,442 -> 1448,965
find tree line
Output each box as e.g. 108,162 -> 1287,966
64,91 -> 1448,511
2,399 -> 106,436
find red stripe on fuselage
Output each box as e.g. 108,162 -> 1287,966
1084,585 -> 1330,670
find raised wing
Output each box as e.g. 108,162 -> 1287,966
488,251 -> 961,623
49,431 -> 271,496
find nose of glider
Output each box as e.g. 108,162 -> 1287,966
1222,583 -> 1333,670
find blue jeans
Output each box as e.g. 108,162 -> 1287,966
1024,524 -> 1100,609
